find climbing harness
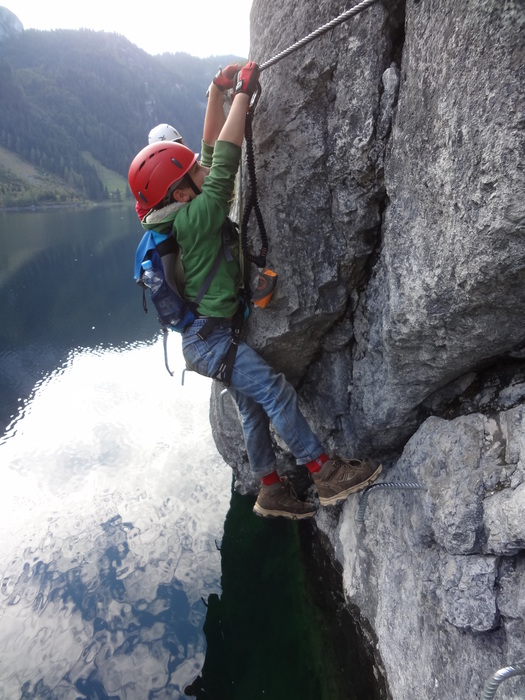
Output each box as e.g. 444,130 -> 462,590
239,0 -> 381,306
215,306 -> 245,385
194,218 -> 247,387
355,481 -> 425,525
191,297 -> 248,387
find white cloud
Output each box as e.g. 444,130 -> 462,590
4,0 -> 252,58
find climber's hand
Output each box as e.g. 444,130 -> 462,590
234,61 -> 260,98
212,63 -> 241,91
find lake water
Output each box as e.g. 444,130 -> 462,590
0,204 -> 382,699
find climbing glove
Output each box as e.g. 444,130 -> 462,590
212,63 -> 240,91
234,61 -> 260,98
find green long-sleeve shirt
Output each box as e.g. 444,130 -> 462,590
143,139 -> 242,318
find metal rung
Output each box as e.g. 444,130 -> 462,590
356,481 -> 425,524
482,662 -> 525,700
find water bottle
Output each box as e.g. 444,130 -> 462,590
141,259 -> 163,293
141,258 -> 189,330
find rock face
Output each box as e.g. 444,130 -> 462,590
0,7 -> 23,42
325,407 -> 525,700
211,1 -> 525,698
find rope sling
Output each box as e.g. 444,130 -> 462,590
240,0 -> 380,292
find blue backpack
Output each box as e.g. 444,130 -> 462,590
134,224 -> 232,375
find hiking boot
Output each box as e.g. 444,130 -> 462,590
253,477 -> 317,520
312,456 -> 382,506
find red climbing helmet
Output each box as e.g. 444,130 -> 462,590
128,141 -> 198,209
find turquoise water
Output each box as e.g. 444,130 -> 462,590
0,205 -> 382,699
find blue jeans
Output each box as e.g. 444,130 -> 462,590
182,318 -> 324,478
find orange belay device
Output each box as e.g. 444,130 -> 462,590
240,83 -> 278,308
252,267 -> 278,308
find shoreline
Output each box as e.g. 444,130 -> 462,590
0,200 -> 132,213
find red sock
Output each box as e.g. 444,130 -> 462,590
305,453 -> 329,473
262,470 -> 281,486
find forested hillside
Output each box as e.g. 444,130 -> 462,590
0,18 -> 244,206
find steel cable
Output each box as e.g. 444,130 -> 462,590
259,0 -> 381,72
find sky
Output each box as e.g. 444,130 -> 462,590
3,0 -> 252,59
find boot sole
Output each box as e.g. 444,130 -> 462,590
253,503 -> 317,520
318,463 -> 383,506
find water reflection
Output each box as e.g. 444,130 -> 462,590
0,340 -> 231,699
0,206 -> 383,699
0,205 -> 155,434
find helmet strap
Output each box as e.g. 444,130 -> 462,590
188,176 -> 201,197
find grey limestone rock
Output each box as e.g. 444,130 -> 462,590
212,1 -> 525,698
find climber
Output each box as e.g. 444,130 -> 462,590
147,123 -> 183,145
128,61 -> 382,519
134,123 -> 185,221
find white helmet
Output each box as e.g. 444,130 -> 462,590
147,123 -> 183,144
